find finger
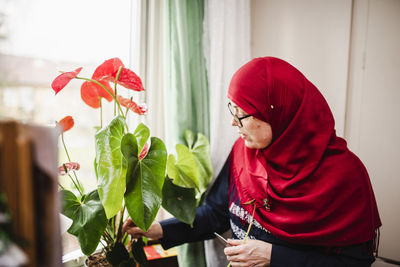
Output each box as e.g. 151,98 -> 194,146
122,218 -> 135,233
226,254 -> 241,262
129,232 -> 144,239
224,244 -> 242,256
126,227 -> 145,238
121,220 -> 129,233
227,238 -> 243,246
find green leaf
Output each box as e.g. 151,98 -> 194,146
162,177 -> 197,225
95,115 -> 127,219
60,189 -> 81,219
167,144 -> 200,190
183,129 -> 195,149
191,133 -> 213,193
65,189 -> 108,255
133,123 -> 150,157
165,131 -> 213,212
121,134 -> 167,231
166,154 -> 179,182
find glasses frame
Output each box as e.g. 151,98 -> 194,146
228,102 -> 251,128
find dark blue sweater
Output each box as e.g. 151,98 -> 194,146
160,160 -> 375,266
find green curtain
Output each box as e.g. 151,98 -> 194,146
164,0 -> 209,148
164,0 -> 209,266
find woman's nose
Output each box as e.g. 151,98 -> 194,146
231,117 -> 238,127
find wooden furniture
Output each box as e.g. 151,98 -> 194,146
0,120 -> 62,267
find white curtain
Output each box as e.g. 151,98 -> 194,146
203,0 -> 251,266
204,0 -> 251,179
136,0 -> 165,141
136,0 -> 175,223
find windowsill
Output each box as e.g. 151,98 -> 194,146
62,244 -> 102,267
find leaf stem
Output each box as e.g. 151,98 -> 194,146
75,76 -> 129,132
114,67 -> 123,117
102,230 -> 113,244
121,232 -> 128,245
116,206 -> 126,242
114,89 -> 117,116
99,239 -> 108,250
58,182 -> 65,190
61,132 -> 71,161
124,96 -> 134,118
100,99 -> 103,128
124,106 -> 129,118
111,216 -> 115,235
61,134 -> 84,196
67,171 -> 83,197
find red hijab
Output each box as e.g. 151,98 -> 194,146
228,57 -> 381,246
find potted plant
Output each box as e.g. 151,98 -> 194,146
53,58 -> 212,266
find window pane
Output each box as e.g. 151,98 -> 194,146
0,0 -> 140,256
0,0 -> 134,63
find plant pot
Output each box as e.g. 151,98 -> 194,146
85,252 -> 112,267
85,251 -> 139,267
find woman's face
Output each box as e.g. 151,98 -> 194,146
230,102 -> 273,149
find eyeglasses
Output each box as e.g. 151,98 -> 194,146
228,102 -> 251,128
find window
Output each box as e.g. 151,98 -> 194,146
0,0 -> 141,256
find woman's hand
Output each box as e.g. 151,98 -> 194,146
224,239 -> 272,267
122,218 -> 163,240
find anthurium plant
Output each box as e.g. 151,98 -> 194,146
53,58 -> 212,267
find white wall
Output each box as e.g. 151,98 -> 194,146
251,0 -> 352,137
251,0 -> 400,262
346,0 -> 400,261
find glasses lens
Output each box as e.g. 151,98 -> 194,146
228,103 -> 242,127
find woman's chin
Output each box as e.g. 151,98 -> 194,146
244,140 -> 270,150
244,140 -> 257,149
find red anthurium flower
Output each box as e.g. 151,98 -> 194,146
117,95 -> 147,115
92,58 -> 124,81
92,58 -> 144,91
51,67 -> 83,94
58,116 -> 74,132
114,68 -> 144,91
81,80 -> 115,108
58,162 -> 80,176
139,143 -> 149,160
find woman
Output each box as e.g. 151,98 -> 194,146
123,57 -> 381,266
